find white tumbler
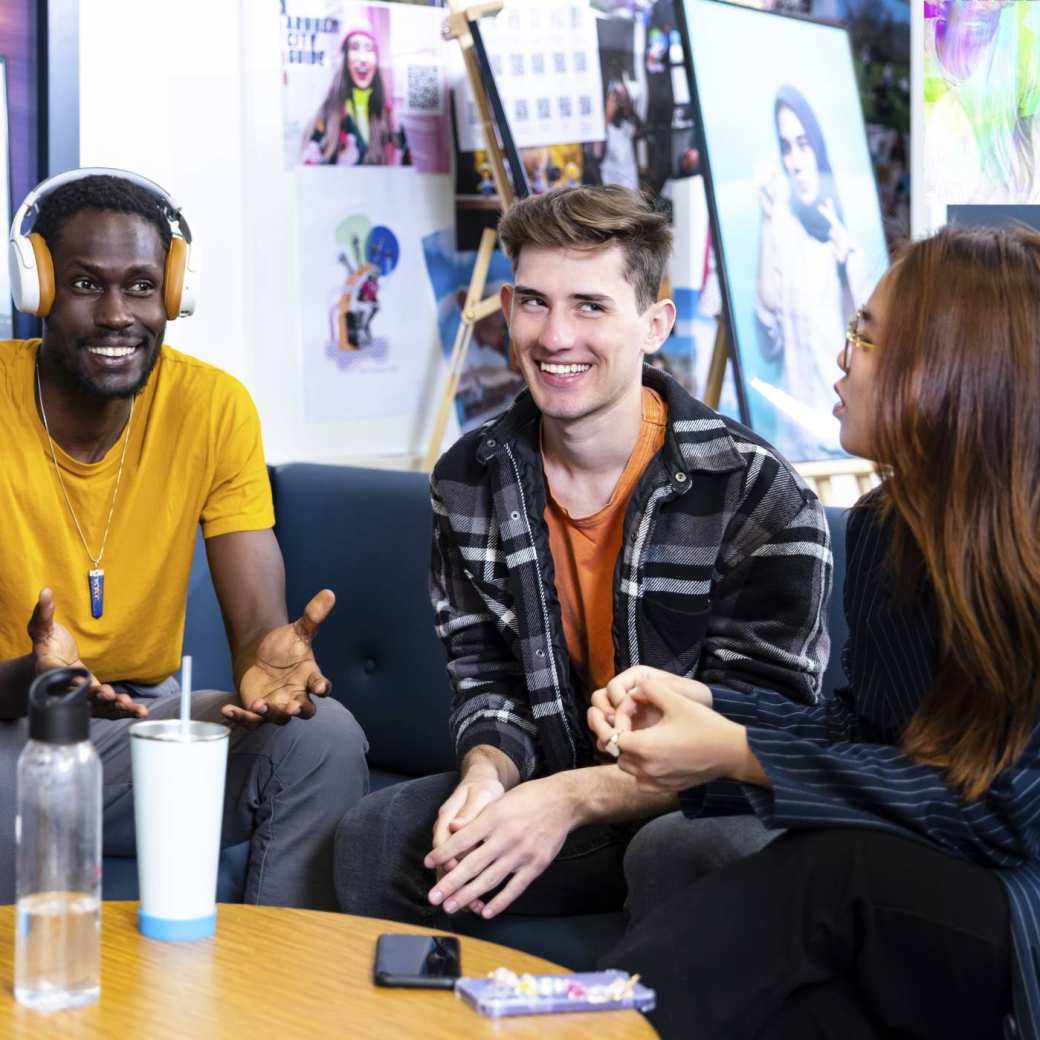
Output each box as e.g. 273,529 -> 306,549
129,720 -> 229,940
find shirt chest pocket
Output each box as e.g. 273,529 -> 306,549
639,598 -> 711,678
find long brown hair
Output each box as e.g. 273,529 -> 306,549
872,224 -> 1040,799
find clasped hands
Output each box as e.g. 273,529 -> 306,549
587,666 -> 754,793
28,587 -> 335,725
424,666 -> 759,922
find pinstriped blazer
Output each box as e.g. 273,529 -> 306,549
429,367 -> 832,782
683,498 -> 1040,1039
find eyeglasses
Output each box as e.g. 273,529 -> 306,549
842,309 -> 879,371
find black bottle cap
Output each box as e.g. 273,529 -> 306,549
28,667 -> 91,744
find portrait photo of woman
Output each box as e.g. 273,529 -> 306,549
301,12 -> 406,168
754,85 -> 873,459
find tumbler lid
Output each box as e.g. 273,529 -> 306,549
28,667 -> 91,744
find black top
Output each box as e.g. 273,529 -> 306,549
28,667 -> 91,744
833,497 -> 938,744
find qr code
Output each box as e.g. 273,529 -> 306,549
558,96 -> 573,118
404,65 -> 443,115
553,52 -> 567,74
579,95 -> 592,116
515,98 -> 529,122
532,53 -> 545,75
510,53 -> 525,76
573,51 -> 587,73
491,53 -> 502,76
537,97 -> 551,119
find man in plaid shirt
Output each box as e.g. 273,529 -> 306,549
335,186 -> 831,930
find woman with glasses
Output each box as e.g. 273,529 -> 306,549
590,224 -> 1040,1039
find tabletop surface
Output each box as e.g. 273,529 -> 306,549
0,902 -> 658,1039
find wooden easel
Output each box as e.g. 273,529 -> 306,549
422,1 -> 517,472
702,319 -> 730,412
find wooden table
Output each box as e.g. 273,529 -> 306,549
0,902 -> 657,1039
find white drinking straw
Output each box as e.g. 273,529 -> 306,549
180,655 -> 192,740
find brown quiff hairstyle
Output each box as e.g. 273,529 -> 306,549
871,224 -> 1040,800
497,186 -> 672,312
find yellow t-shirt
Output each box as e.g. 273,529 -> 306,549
0,340 -> 275,685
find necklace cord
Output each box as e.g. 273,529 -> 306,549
35,358 -> 134,569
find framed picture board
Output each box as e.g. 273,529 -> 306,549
676,0 -> 889,463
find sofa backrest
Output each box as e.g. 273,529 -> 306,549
270,463 -> 457,778
183,465 -> 851,778
184,526 -> 235,693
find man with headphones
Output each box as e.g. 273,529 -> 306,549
0,170 -> 369,909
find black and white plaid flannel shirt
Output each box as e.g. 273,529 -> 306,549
430,367 -> 832,781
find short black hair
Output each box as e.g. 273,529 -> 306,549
33,174 -> 173,254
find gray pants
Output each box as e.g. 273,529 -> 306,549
334,771 -> 775,930
1,685 -> 369,910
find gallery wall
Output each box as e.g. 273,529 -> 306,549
77,0 -> 456,466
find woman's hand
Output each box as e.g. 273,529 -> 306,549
590,665 -> 712,735
756,163 -> 780,221
819,197 -> 853,265
588,678 -> 769,794
300,140 -> 324,165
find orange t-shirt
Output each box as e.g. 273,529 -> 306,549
544,387 -> 668,696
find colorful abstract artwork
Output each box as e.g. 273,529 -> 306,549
920,1 -> 1040,231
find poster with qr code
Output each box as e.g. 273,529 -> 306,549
451,0 -> 605,152
282,0 -> 453,173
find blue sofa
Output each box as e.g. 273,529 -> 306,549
103,463 -> 849,969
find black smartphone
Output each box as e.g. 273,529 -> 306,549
373,933 -> 462,989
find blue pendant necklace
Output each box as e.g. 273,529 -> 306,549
36,361 -> 134,619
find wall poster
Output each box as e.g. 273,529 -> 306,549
283,1 -> 456,435
295,166 -> 453,426
282,0 -> 453,173
451,0 -> 606,152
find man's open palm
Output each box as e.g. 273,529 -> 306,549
225,589 -> 335,727
27,589 -> 147,719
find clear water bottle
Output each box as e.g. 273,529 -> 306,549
15,667 -> 101,1011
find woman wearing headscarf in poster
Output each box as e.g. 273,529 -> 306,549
301,14 -> 407,167
923,0 -> 1040,207
755,84 -> 872,461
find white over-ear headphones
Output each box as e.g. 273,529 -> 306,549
8,167 -> 199,320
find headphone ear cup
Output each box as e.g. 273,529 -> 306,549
163,236 -> 188,320
28,233 -> 55,317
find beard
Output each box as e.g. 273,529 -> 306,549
48,341 -> 161,400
